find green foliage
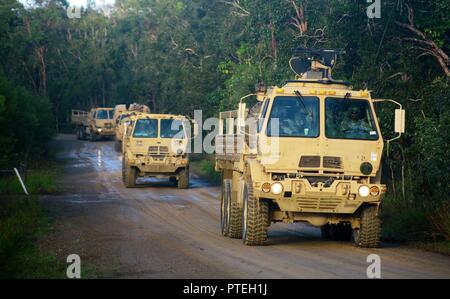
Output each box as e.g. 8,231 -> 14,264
0,72 -> 54,168
0,170 -> 57,195
200,158 -> 221,185
0,197 -> 66,278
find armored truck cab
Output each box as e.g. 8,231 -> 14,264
215,48 -> 405,248
72,107 -> 115,141
122,113 -> 190,189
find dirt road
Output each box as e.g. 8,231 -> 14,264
40,134 -> 450,278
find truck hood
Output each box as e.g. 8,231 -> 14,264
129,138 -> 188,156
94,119 -> 114,128
260,137 -> 384,176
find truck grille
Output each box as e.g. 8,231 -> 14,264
148,146 -> 159,154
323,156 -> 342,169
159,146 -> 169,154
148,146 -> 169,155
297,198 -> 341,211
299,156 -> 320,168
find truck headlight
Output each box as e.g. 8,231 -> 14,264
97,128 -> 102,133
271,182 -> 283,195
358,185 -> 370,197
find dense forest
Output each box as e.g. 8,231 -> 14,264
0,0 -> 448,242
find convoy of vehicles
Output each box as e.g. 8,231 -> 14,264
70,49 -> 404,248
121,113 -> 191,189
215,48 -> 405,248
71,108 -> 116,141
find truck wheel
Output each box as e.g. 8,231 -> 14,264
76,129 -> 80,140
330,224 -> 353,241
321,224 -> 331,239
90,133 -> 97,142
220,179 -> 232,237
121,156 -> 127,183
353,206 -> 381,248
122,156 -> 137,188
177,168 -> 189,189
242,179 -> 268,246
115,140 -> 122,152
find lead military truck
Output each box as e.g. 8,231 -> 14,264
71,107 -> 116,141
215,48 -> 405,248
122,113 -> 191,189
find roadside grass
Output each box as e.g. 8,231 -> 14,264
0,197 -> 66,278
0,171 -> 57,195
382,195 -> 450,255
0,158 -> 110,278
190,154 -> 221,185
413,241 -> 450,256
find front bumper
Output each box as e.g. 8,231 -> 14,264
95,128 -> 115,136
129,156 -> 188,174
254,178 -> 386,214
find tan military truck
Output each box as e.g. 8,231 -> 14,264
113,104 -> 128,125
114,104 -> 150,151
215,48 -> 405,248
72,108 -> 116,141
122,113 -> 190,189
114,111 -> 139,152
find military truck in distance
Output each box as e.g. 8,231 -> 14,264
114,104 -> 151,151
215,48 -> 406,248
122,113 -> 190,189
72,108 -> 116,141
114,111 -> 139,152
113,104 -> 128,125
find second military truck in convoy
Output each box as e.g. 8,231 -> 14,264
72,107 -> 116,141
114,103 -> 151,151
215,48 -> 405,248
122,113 -> 190,189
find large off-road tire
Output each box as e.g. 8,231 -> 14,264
80,129 -> 87,140
115,140 -> 122,152
321,224 -> 331,239
123,156 -> 137,188
220,179 -> 232,237
330,223 -> 353,241
242,178 -> 269,246
353,206 -> 381,248
222,180 -> 243,239
177,168 -> 189,189
90,133 -> 97,142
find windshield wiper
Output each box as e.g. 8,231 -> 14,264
294,90 -> 312,116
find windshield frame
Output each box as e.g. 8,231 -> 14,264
265,95 -> 320,138
132,118 -> 158,138
325,97 -> 380,141
159,118 -> 186,139
95,109 -> 113,120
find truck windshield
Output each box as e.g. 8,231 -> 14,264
133,119 -> 158,138
267,96 -> 319,137
96,110 -> 113,120
160,119 -> 186,139
325,98 -> 378,140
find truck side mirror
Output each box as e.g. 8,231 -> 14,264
394,109 -> 405,134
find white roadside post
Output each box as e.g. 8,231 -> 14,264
13,168 -> 29,196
